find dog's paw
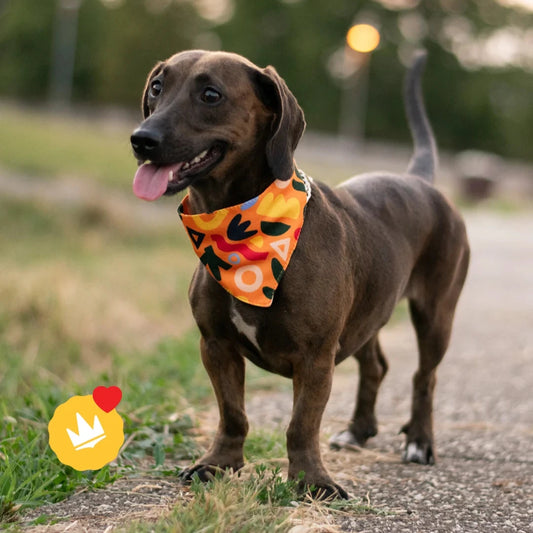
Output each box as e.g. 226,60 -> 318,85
178,463 -> 228,483
329,430 -> 363,450
329,422 -> 377,450
402,441 -> 435,465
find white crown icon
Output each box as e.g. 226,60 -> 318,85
66,412 -> 107,451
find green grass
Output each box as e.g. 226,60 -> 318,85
0,104 -> 137,188
0,330 -> 208,524
0,341 -> 121,523
0,195 -> 197,375
122,467 -> 298,533
244,429 -> 287,462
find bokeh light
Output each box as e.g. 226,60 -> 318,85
346,24 -> 381,53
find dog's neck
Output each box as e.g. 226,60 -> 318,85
187,156 -> 279,214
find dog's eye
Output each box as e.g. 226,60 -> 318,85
200,87 -> 222,104
149,79 -> 163,98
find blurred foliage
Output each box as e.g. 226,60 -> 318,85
0,0 -> 532,160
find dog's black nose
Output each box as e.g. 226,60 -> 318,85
130,128 -> 163,159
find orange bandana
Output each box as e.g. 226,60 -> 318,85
178,169 -> 312,307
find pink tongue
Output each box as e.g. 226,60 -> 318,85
133,162 -> 183,201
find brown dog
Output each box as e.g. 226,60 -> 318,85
131,50 -> 469,498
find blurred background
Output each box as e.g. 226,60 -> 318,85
1,0 -> 532,408
1,0 -> 533,520
1,0 -> 533,417
2,0 -> 533,157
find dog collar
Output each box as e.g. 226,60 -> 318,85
178,168 -> 312,307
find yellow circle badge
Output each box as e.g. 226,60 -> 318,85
48,387 -> 124,471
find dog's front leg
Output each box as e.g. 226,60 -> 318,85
180,336 -> 248,482
287,357 -> 349,499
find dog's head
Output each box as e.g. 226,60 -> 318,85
131,50 -> 305,202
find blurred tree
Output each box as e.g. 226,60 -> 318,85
49,0 -> 82,106
0,0 -> 532,160
76,0 -> 204,105
216,0 -> 533,160
0,0 -> 205,106
0,0 -> 55,99
363,0 -> 533,160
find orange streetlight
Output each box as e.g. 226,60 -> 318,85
339,23 -> 380,143
346,23 -> 380,54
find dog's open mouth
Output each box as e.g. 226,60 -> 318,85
133,143 -> 226,201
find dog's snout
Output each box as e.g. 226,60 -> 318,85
130,128 -> 163,159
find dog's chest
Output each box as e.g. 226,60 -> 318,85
230,304 -> 261,353
227,300 -> 294,377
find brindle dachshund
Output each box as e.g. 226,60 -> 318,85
130,50 -> 469,499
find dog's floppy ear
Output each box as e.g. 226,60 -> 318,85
141,62 -> 164,119
250,66 -> 306,180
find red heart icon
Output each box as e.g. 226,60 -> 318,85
92,386 -> 122,413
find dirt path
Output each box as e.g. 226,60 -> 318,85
246,209 -> 533,532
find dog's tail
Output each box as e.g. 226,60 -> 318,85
404,50 -> 437,183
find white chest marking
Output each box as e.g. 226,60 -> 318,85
230,304 -> 261,353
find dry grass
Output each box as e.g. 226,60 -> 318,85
0,192 -> 199,378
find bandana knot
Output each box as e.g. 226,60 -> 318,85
178,168 -> 312,307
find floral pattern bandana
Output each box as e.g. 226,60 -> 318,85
178,168 -> 312,307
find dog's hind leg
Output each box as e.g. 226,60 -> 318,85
401,299 -> 452,464
329,336 -> 388,449
402,235 -> 469,464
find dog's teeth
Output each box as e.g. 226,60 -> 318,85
183,150 -> 209,170
168,171 -> 173,182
